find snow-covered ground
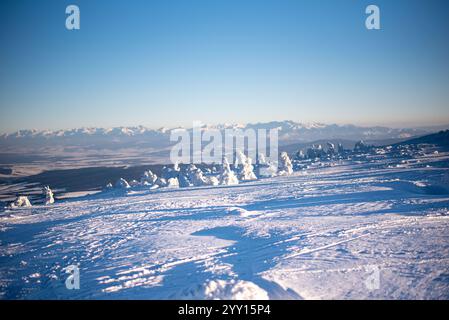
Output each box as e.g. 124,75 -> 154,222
1,148 -> 449,299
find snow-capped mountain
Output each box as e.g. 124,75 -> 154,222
0,126 -> 166,139
0,121 -> 444,149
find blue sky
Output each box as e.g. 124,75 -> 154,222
1,0 -> 449,132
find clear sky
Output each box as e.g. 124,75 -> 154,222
1,0 -> 449,133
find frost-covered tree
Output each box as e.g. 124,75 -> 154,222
206,176 -> 220,186
10,196 -> 32,208
140,170 -> 158,186
186,164 -> 220,187
256,153 -> 277,178
278,152 -> 293,175
166,177 -> 180,188
219,157 -> 239,185
176,164 -> 197,187
178,173 -> 192,188
155,177 -> 168,187
306,144 -> 326,159
337,143 -> 345,154
292,150 -> 306,171
115,178 -> 130,189
161,162 -> 181,180
294,150 -> 305,161
105,182 -> 113,190
189,167 -> 209,186
211,165 -> 219,174
258,152 -> 266,165
236,151 -> 257,181
193,170 -> 209,186
43,186 -> 54,205
176,164 -> 194,187
354,140 -> 370,153
326,142 -> 336,155
203,167 -> 212,174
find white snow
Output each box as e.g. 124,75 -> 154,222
1,146 -> 449,299
173,279 -> 269,300
225,207 -> 262,217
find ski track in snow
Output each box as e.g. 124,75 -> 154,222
1,150 -> 449,299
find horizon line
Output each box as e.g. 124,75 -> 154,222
2,120 -> 449,136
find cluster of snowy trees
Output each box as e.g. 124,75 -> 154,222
8,152 -> 296,207
293,140 -> 374,162
294,142 -> 346,162
9,186 -> 55,208
109,151 -> 294,191
7,140 -> 377,207
354,140 -> 371,153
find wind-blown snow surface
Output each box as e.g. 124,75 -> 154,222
1,150 -> 449,299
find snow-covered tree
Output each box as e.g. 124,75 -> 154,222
140,170 -> 158,186
175,164 -> 194,187
203,167 -> 212,174
256,153 -> 278,177
258,152 -> 266,164
105,182 -> 113,190
10,196 -> 32,208
294,150 -> 305,161
337,143 -> 345,154
326,142 -> 336,155
115,178 -> 130,189
219,157 -> 239,185
292,150 -> 306,171
155,177 -> 168,187
43,186 -> 54,205
206,176 -> 220,186
211,165 -> 219,174
194,170 -> 210,186
306,144 -> 326,159
178,173 -> 192,188
161,162 -> 181,180
187,164 -> 220,186
189,168 -> 209,186
176,164 -> 194,187
354,140 -> 370,153
278,152 -> 293,175
236,151 -> 257,181
166,177 -> 180,188
176,164 -> 216,187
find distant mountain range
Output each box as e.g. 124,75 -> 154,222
1,121 -> 448,149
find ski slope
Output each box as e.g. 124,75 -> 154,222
1,148 -> 449,299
